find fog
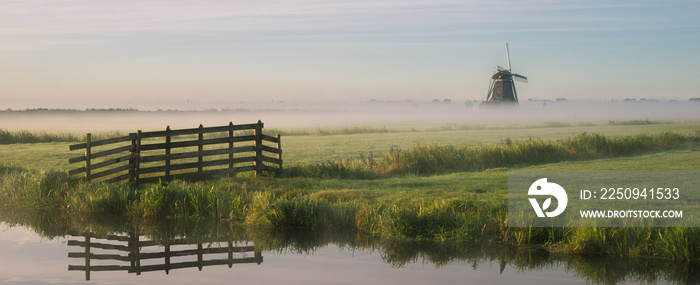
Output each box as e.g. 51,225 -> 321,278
1,100 -> 698,133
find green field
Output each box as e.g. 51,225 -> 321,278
3,121 -> 699,171
1,121 -> 700,260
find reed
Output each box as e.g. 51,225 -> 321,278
286,132 -> 700,178
0,129 -> 79,144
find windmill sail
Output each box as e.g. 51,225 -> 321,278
513,73 -> 528,83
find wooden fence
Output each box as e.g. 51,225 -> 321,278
68,121 -> 282,184
67,232 -> 262,281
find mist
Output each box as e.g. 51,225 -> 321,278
1,100 -> 698,133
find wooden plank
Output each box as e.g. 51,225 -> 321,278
261,134 -> 279,143
136,246 -> 255,259
105,235 -> 130,242
139,135 -> 255,151
139,123 -> 259,138
128,257 -> 259,273
259,165 -> 280,172
260,156 -> 281,165
138,166 -> 255,184
260,145 -> 280,154
68,167 -> 86,176
200,165 -> 255,176
68,240 -> 130,251
140,146 -> 255,163
69,142 -> 87,151
139,157 -> 255,175
68,252 -> 131,262
90,164 -> 132,180
69,155 -> 86,164
90,134 -> 136,148
89,154 -> 133,171
90,144 -> 133,160
69,265 -> 131,272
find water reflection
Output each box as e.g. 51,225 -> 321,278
1,210 -> 699,284
66,231 -> 262,280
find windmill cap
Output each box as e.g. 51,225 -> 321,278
492,71 -> 512,79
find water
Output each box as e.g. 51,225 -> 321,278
0,223 -> 573,285
1,216 -> 697,285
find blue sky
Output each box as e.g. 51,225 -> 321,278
1,0 -> 699,107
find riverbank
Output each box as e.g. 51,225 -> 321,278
2,131 -> 699,261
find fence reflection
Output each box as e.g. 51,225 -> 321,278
67,231 -> 262,281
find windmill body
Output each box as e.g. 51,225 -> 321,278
482,43 -> 527,105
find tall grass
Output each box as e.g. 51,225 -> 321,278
2,168 -> 700,260
287,132 -> 700,178
0,129 -> 79,144
0,129 -> 131,144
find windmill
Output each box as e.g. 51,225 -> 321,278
482,42 -> 528,105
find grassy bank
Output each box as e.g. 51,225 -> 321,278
2,131 -> 700,261
286,131 -> 700,178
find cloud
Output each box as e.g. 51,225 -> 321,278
0,1 -> 626,36
1,0 -> 694,42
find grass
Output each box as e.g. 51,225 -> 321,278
0,129 -> 135,145
0,129 -> 79,144
1,124 -> 700,261
3,149 -> 700,260
285,131 -> 700,178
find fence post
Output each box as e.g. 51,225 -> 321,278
129,133 -> 136,183
164,242 -> 171,274
129,231 -> 141,275
165,126 -> 171,182
84,236 -> 91,281
198,124 -> 204,173
197,243 -> 203,271
227,239 -> 233,268
276,134 -> 283,176
254,120 -> 263,176
228,122 -> 234,177
255,250 -> 262,265
85,133 -> 92,182
135,130 -> 142,185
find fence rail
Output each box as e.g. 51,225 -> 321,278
67,121 -> 282,184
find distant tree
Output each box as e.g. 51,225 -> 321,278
623,98 -> 636,102
555,98 -> 567,102
443,98 -> 452,103
432,99 -> 441,103
369,99 -> 377,103
689,98 -> 700,102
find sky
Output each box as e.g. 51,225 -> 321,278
1,0 -> 699,108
